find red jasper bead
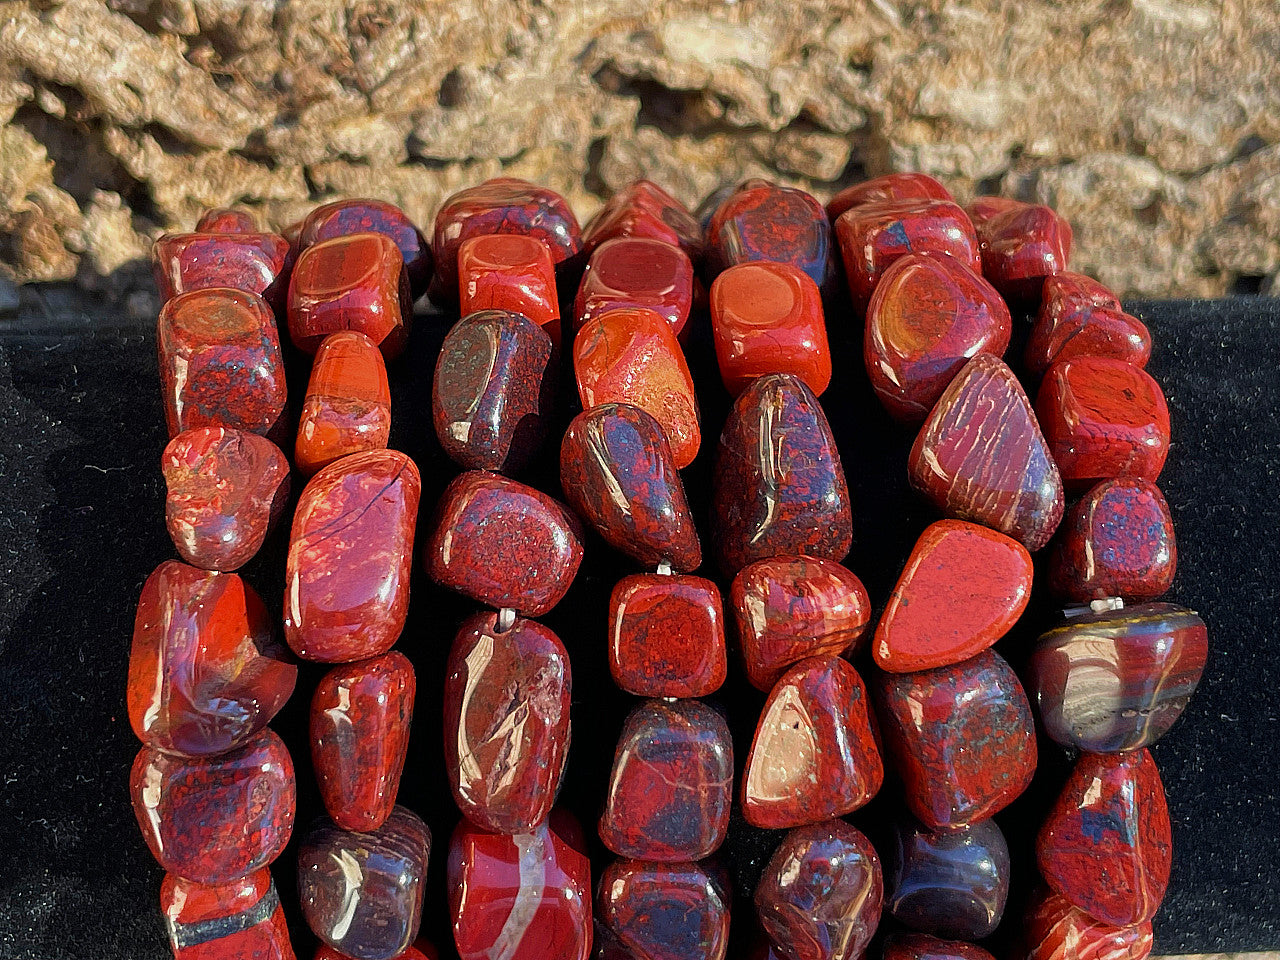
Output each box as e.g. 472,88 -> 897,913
157,288 -> 287,440
162,426 -> 290,571
560,403 -> 701,571
194,207 -> 259,234
458,233 -> 561,347
574,308 -> 702,469
574,237 -> 695,340
1038,357 -> 1171,486
1021,888 -> 1154,960
1026,273 -> 1152,374
825,173 -> 953,221
582,179 -> 703,261
298,198 -> 432,296
883,934 -> 996,960
287,233 -> 411,357
873,520 -> 1033,673
131,729 -> 295,884
598,859 -> 730,960
426,470 -> 584,616
444,612 -> 572,834
127,561 -> 296,757
295,331 -> 391,476
968,196 -> 1072,301
909,354 -> 1064,551
706,181 -> 831,289
1037,749 -> 1172,926
608,573 -> 726,698
600,699 -> 733,861
153,232 -> 292,309
835,199 -> 981,307
310,651 -> 415,833
731,556 -> 871,691
161,869 -> 294,960
873,649 -> 1037,830
284,450 -> 421,662
864,253 -> 1012,423
742,656 -> 883,829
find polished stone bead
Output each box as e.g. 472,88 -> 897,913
712,373 -> 852,574
968,196 -> 1072,301
132,729 -> 295,884
153,232 -> 292,308
873,520 -> 1032,673
1021,888 -> 1154,960
706,181 -> 831,289
298,806 -> 430,960
458,233 -> 561,347
731,556 -> 871,691
161,869 -> 294,960
864,253 -> 1012,423
754,820 -> 883,960
834,199 -> 981,307
194,208 -> 259,234
1037,357 -> 1171,486
445,612 -> 571,834
295,331 -> 391,476
825,174 -> 953,221
887,816 -> 1009,939
600,699 -> 733,861
299,198 -> 432,296
1049,479 -> 1177,601
694,182 -> 743,233
162,426 -> 290,571
426,470 -> 584,616
1026,273 -> 1152,374
574,237 -> 695,341
560,403 -> 701,570
582,179 -> 704,262
317,944 -> 436,960
432,310 -> 554,474
284,450 -> 421,662
574,308 -> 701,469
743,657 -> 883,829
609,573 -> 726,698
311,652 -> 415,832
599,859 -> 730,960
128,561 -> 296,757
287,233 -> 411,357
909,354 -> 1064,551
157,288 -> 287,439
710,261 -> 832,397
873,649 -> 1037,830
448,812 -> 592,960
1029,602 -> 1207,753
883,934 -> 996,960
1037,749 -> 1171,926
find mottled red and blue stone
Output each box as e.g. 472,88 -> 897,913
153,231 -> 292,309
826,173 -> 953,221
598,859 -> 730,960
581,179 -> 704,262
161,869 -> 294,960
194,208 -> 259,234
298,197 -> 432,296
706,181 -> 831,289
968,196 -> 1072,301
609,574 -> 727,698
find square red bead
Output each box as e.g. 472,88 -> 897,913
574,237 -> 694,340
609,574 -> 727,698
458,233 -> 560,347
152,231 -> 292,309
581,179 -> 703,261
968,196 -> 1072,301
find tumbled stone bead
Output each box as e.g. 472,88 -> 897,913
153,232 -> 292,309
754,820 -> 883,960
743,656 -> 883,829
131,729 -> 295,884
161,869 -> 294,960
445,612 -> 571,834
835,199 -> 981,307
873,520 -> 1032,673
1037,357 -> 1171,486
1029,602 -> 1207,753
710,261 -> 832,397
295,330 -> 391,476
873,649 -> 1037,830
883,934 -> 996,960
458,233 -> 561,347
968,196 -> 1072,301
128,561 -> 296,757
887,816 -> 1010,939
311,651 -> 415,832
1049,479 -> 1177,601
284,450 -> 421,662
298,198 -> 432,296
287,233 -> 411,357
599,859 -> 730,960
582,179 -> 704,262
560,403 -> 701,570
825,173 -> 953,221
706,180 -> 831,289
426,470 -> 584,616
609,574 -> 726,698
1037,749 -> 1171,926
600,699 -> 733,861
574,236 -> 695,340
731,556 -> 870,691
157,288 -> 287,439
317,945 -> 436,960
298,806 -> 430,960
909,353 -> 1064,551
194,208 -> 259,234
162,426 -> 290,571
712,373 -> 852,574
1026,273 -> 1152,374
433,310 -> 554,474
694,182 -> 742,233
574,307 -> 702,468
448,812 -> 592,960
1021,888 -> 1154,960
864,253 -> 1012,423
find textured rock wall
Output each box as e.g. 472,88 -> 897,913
2,0 -> 1277,300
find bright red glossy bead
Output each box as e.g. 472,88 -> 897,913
458,233 -> 561,348
153,232 -> 292,309
194,208 -> 259,234
884,934 -> 996,960
161,869 -> 295,960
1026,273 -> 1152,374
825,173 -> 953,221
598,859 -> 730,960
298,198 -> 432,296
706,181 -> 831,289
968,196 -> 1072,301
295,331 -> 391,476
1021,888 -> 1154,960
574,237 -> 695,341
608,573 -> 726,698
582,179 -> 703,261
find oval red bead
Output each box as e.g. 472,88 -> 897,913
581,179 -> 703,262
153,232 -> 292,309
295,331 -> 391,476
194,208 -> 259,234
599,859 -> 730,960
608,573 -> 726,698
825,173 -> 953,221
1026,273 -> 1151,374
968,196 -> 1073,301
574,236 -> 695,340
458,233 -> 560,347
161,869 -> 295,960
1021,888 -> 1154,960
706,181 -> 831,289
298,198 -> 432,296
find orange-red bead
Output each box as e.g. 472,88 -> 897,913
458,234 -> 560,347
295,331 -> 391,476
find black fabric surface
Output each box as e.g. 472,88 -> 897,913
0,289 -> 1276,958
